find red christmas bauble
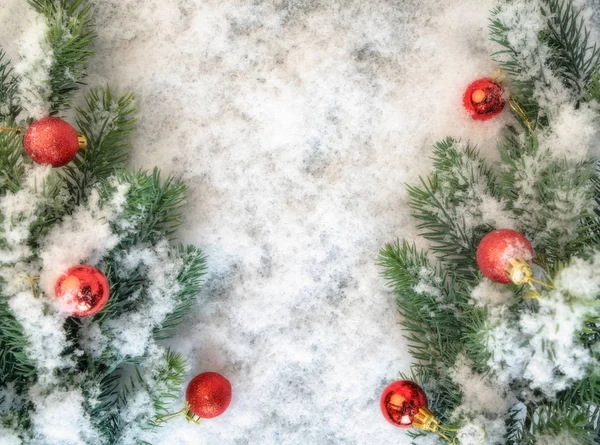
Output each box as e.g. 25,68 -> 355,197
463,78 -> 505,120
54,265 -> 110,317
476,229 -> 534,284
23,117 -> 80,167
380,380 -> 428,428
186,372 -> 232,419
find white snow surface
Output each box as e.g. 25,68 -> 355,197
3,0 -> 596,444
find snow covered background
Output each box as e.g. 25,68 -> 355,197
0,0 -> 575,443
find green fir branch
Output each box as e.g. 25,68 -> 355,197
0,123 -> 25,195
28,0 -> 96,115
379,241 -> 463,369
154,244 -> 207,341
407,138 -> 505,278
0,50 -> 21,121
498,133 -> 597,265
116,349 -> 187,434
520,402 -> 599,445
0,299 -> 36,387
64,87 -> 136,204
540,0 -> 600,95
489,10 -> 540,125
102,169 -> 188,247
587,70 -> 600,102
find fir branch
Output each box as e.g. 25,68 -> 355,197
586,70 -> 600,102
489,9 -> 540,125
154,244 -> 207,341
0,123 -> 25,195
0,298 -> 36,387
0,50 -> 21,121
64,87 -> 136,204
378,241 -> 463,369
490,0 -> 600,127
402,364 -> 462,428
27,0 -> 96,115
523,402 -> 599,444
148,349 -> 187,420
116,349 -> 187,436
498,133 -> 596,264
100,169 -> 188,247
540,0 -> 600,95
407,138 -> 506,278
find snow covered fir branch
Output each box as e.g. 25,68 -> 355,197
380,0 -> 600,444
0,1 -> 207,444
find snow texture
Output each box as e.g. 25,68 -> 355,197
0,0 -> 599,444
14,17 -> 53,119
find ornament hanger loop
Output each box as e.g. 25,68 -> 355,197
508,96 -> 533,131
0,126 -> 22,133
413,408 -> 458,444
25,275 -> 40,298
155,402 -> 203,425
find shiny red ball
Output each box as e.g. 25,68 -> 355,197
54,265 -> 110,317
463,78 -> 505,120
186,372 -> 232,419
476,229 -> 534,284
23,117 -> 80,167
380,380 -> 428,428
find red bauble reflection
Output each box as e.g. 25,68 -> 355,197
24,117 -> 80,167
476,229 -> 534,284
463,78 -> 505,120
54,265 -> 110,317
380,380 -> 428,428
186,372 -> 232,419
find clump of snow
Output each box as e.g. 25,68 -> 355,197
14,17 -> 53,119
88,241 -> 184,358
535,431 -> 582,445
470,279 -> 513,309
435,142 -> 517,236
29,385 -> 100,445
554,251 -> 600,300
541,103 -> 600,162
0,165 -> 56,266
8,291 -> 73,386
449,355 -> 515,445
413,266 -> 443,300
484,320 -> 531,384
116,390 -> 155,445
39,181 -> 130,299
0,428 -> 22,445
456,417 -> 505,445
451,354 -> 515,416
518,294 -> 594,394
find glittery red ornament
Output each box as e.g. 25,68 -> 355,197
23,117 -> 81,167
185,372 -> 232,419
476,229 -> 534,284
380,380 -> 428,428
463,78 -> 505,120
54,265 -> 110,317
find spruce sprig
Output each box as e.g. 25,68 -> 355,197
541,0 -> 600,95
63,87 -> 136,204
0,50 -> 21,122
28,0 -> 96,115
